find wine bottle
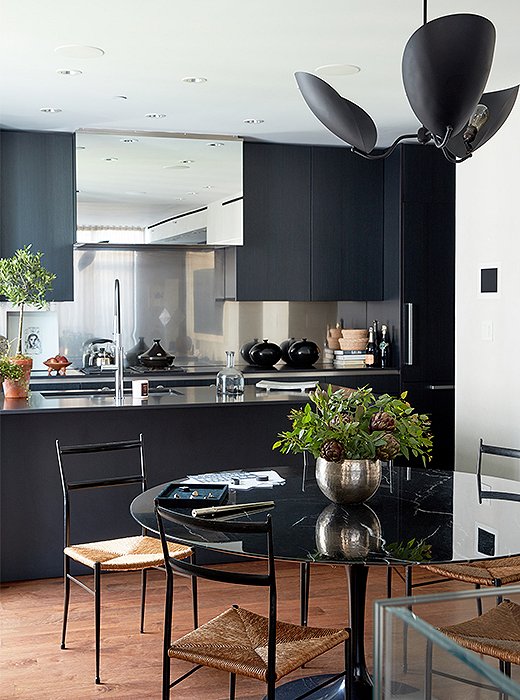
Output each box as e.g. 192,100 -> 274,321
379,324 -> 391,368
364,326 -> 377,367
372,320 -> 380,366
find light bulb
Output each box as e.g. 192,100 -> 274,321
463,104 -> 489,143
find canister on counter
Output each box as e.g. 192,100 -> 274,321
132,378 -> 149,400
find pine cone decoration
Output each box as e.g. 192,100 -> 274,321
369,411 -> 396,433
320,439 -> 345,462
376,433 -> 400,460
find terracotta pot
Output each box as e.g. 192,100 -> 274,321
2,357 -> 32,399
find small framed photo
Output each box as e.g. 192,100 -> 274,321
7,310 -> 59,370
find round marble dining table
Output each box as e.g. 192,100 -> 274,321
130,463 -> 520,699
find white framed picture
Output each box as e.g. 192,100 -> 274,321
7,310 -> 59,370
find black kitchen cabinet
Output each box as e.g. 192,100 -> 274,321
233,141 -> 383,301
0,129 -> 76,301
311,146 -> 383,301
383,144 -> 455,467
236,142 -> 312,301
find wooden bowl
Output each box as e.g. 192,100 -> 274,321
43,359 -> 72,374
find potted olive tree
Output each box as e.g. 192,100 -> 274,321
0,245 -> 56,397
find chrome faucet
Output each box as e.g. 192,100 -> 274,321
114,279 -> 125,402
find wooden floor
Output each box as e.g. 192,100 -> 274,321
1,563 -> 517,699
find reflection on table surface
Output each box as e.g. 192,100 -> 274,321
131,464 -> 520,567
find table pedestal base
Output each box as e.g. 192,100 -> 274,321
262,674 -> 373,699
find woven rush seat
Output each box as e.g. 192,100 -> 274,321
169,605 -> 349,682
437,600 -> 520,665
65,535 -> 192,571
424,556 -> 520,586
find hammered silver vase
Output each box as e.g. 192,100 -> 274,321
315,457 -> 382,504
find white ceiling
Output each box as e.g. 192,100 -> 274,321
1,0 -> 519,227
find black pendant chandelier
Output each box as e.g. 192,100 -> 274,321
295,4 -> 518,163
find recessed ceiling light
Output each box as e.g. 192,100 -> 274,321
243,118 -> 264,124
56,68 -> 82,76
120,138 -> 139,143
203,185 -> 213,189
76,146 -> 86,150
186,191 -> 198,195
145,113 -> 166,119
40,107 -> 62,113
207,142 -> 225,147
104,157 -> 118,162
54,44 -> 105,59
315,63 -> 361,76
114,95 -> 128,100
180,159 -> 194,164
163,164 -> 190,170
182,76 -> 207,83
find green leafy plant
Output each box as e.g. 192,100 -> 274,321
385,538 -> 433,563
0,245 -> 56,355
273,385 -> 433,465
0,356 -> 25,381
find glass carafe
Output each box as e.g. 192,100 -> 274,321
216,351 -> 245,396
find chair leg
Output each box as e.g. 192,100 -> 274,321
344,636 -> 351,700
140,568 -> 148,633
402,566 -> 412,674
162,574 -> 174,700
475,583 -> 483,616
424,638 -> 433,700
61,555 -> 71,649
386,567 -> 393,598
191,552 -> 199,629
300,561 -> 310,626
266,676 -> 276,699
94,562 -> 101,684
229,673 -> 236,700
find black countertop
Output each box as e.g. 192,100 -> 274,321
0,384 -> 315,414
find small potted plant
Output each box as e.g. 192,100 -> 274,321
0,355 -> 27,398
0,245 -> 56,397
273,385 -> 433,504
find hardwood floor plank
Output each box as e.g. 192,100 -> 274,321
1,563 -> 517,699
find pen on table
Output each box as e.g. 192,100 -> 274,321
192,501 -> 275,517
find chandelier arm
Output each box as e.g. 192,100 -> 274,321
432,126 -> 454,149
441,146 -> 473,164
351,133 -> 419,160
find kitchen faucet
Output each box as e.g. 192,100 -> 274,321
114,279 -> 124,402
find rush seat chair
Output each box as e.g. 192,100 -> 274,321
155,505 -> 351,700
56,434 -> 196,684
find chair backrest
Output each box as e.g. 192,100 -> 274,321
155,505 -> 277,685
56,434 -> 147,547
477,438 -> 520,503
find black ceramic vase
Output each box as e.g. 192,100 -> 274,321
286,338 -> 320,368
248,339 -> 282,367
138,339 -> 175,368
239,338 -> 259,366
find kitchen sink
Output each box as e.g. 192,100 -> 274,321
40,387 -> 183,398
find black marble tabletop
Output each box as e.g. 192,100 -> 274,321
131,464 -> 520,567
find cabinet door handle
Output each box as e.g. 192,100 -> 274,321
427,385 -> 455,390
405,303 -> 414,365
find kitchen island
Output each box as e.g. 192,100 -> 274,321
1,386 -> 316,581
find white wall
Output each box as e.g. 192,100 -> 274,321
455,102 -> 520,478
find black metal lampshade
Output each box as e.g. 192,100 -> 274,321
446,85 -> 519,158
295,71 -> 377,153
402,14 -> 496,139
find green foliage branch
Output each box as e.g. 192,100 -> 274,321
273,384 -> 433,465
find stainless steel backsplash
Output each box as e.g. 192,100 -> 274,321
50,248 -> 338,367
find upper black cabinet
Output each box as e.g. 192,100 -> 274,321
0,130 -> 76,301
234,141 -> 383,301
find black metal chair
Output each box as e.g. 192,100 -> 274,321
155,505 -> 351,700
56,434 -> 197,684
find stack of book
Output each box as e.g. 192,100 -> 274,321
333,349 -> 367,369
